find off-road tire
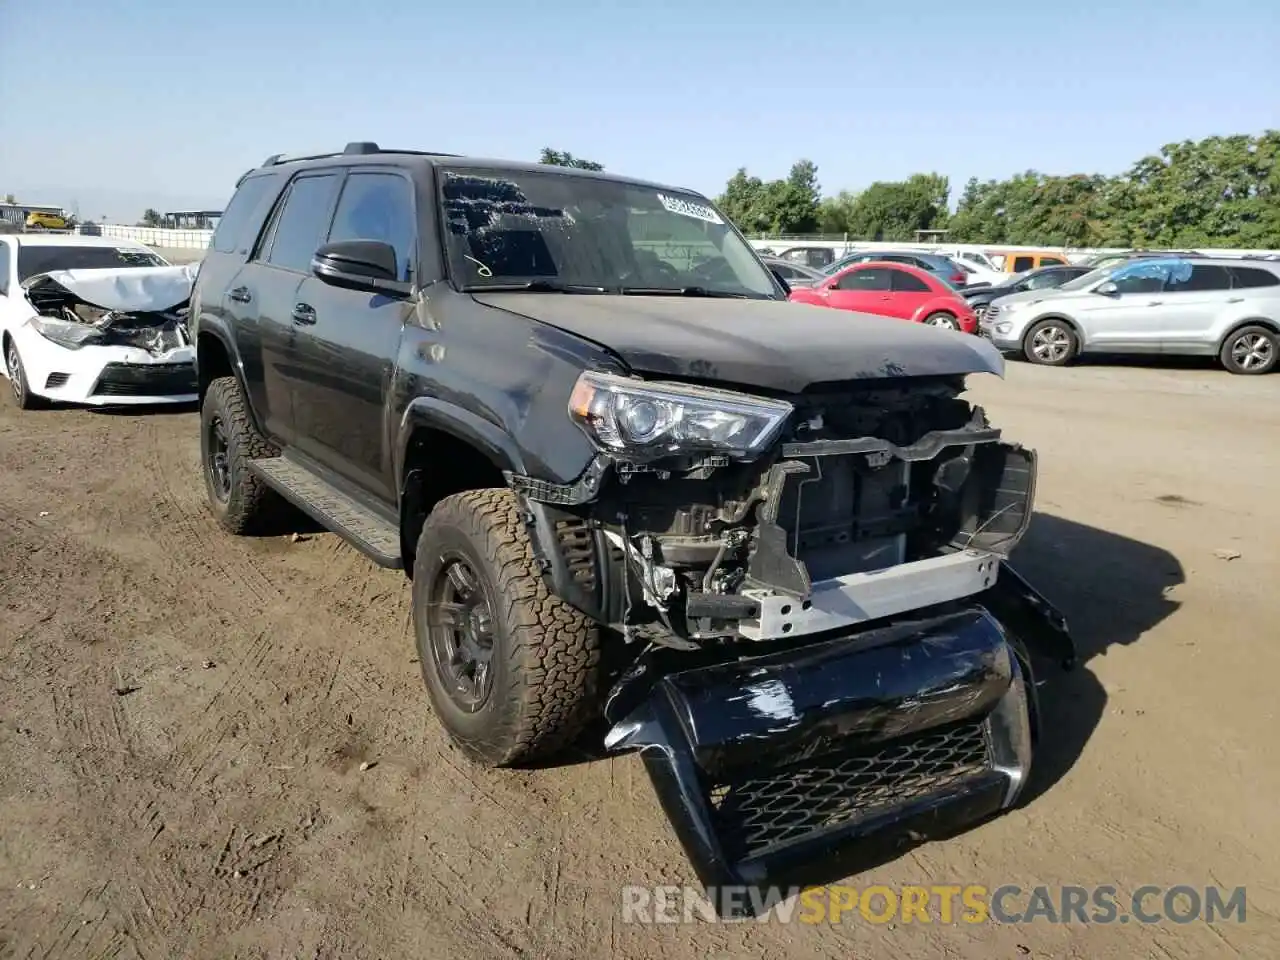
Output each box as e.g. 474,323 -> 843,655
1219,324 -> 1278,375
4,338 -> 45,410
1022,318 -> 1078,367
200,376 -> 282,534
413,488 -> 601,767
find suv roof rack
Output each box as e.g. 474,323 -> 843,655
259,142 -> 462,167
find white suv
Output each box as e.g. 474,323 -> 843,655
981,257 -> 1280,375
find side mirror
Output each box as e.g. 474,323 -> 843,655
312,240 -> 411,296
769,267 -> 791,296
1095,281 -> 1119,296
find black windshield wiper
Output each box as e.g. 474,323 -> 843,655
618,286 -> 752,298
464,279 -> 607,294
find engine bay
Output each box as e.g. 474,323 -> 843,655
521,376 -> 1036,648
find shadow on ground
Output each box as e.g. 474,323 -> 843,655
1006,512 -> 1183,804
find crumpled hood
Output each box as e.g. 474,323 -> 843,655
22,262 -> 199,313
473,293 -> 1004,392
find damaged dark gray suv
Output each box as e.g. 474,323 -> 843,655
190,142 -> 1074,912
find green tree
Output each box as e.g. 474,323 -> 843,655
140,208 -> 163,227
539,148 -> 604,171
839,173 -> 950,241
714,160 -> 822,235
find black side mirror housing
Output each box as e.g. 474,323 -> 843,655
312,240 -> 412,297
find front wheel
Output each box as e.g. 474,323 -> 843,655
923,311 -> 960,331
1219,325 -> 1277,375
412,488 -> 601,767
1022,319 -> 1078,366
4,339 -> 45,410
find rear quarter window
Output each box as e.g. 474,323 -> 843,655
1229,266 -> 1280,289
211,173 -> 283,255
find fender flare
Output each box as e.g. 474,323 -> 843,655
193,319 -> 266,434
393,396 -> 528,484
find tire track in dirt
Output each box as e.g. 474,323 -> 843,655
3,409 -> 583,959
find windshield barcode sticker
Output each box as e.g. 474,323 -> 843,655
657,193 -> 724,225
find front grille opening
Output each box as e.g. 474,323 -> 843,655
709,718 -> 991,860
44,372 -> 70,389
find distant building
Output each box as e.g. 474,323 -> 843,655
0,201 -> 66,226
163,210 -> 222,230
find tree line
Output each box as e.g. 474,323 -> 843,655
540,131 -> 1280,249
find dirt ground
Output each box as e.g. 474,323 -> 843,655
1,358 -> 1278,959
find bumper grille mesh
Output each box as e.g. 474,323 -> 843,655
709,718 -> 991,858
92,362 -> 196,398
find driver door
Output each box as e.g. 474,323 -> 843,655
826,266 -> 893,315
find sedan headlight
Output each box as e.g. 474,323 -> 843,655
568,371 -> 792,460
28,315 -> 99,350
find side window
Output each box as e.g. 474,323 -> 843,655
891,269 -> 931,292
1011,256 -> 1034,272
0,242 -> 10,296
211,174 -> 280,254
836,267 -> 891,291
1111,262 -> 1171,294
1167,265 -> 1231,292
771,263 -> 799,279
264,174 -> 341,273
1039,256 -> 1067,266
327,173 -> 416,281
1230,267 -> 1280,289
1024,271 -> 1061,291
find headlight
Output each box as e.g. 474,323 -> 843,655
28,315 -> 99,350
568,371 -> 792,460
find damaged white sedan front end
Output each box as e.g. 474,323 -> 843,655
5,264 -> 199,406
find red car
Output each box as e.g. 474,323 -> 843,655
788,261 -> 979,333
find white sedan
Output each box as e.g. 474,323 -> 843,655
0,234 -> 199,409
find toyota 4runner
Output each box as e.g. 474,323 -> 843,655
191,142 -> 1074,913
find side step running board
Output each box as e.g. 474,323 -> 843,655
247,457 -> 403,569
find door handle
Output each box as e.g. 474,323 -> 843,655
1228,297 -> 1244,303
228,286 -> 252,304
291,303 -> 317,325
879,295 -> 892,300
1146,300 -> 1163,306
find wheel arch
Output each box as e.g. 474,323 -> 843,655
396,399 -> 526,579
395,398 -> 611,624
1216,315 -> 1280,352
195,325 -> 266,430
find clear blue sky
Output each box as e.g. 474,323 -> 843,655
2,0 -> 1277,221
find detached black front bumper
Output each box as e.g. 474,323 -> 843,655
605,606 -> 1034,913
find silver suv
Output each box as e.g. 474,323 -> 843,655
980,257 -> 1280,375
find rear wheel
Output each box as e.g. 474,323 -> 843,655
4,339 -> 45,410
413,488 -> 601,767
200,376 -> 283,533
1022,319 -> 1078,366
1219,325 -> 1277,375
923,312 -> 960,331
